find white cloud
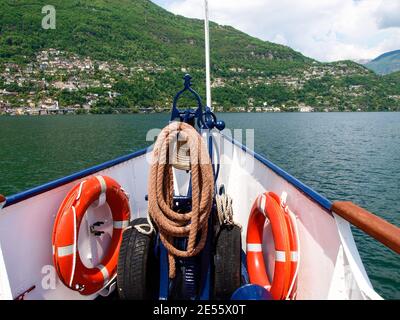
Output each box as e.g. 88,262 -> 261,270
154,0 -> 400,62
375,0 -> 400,29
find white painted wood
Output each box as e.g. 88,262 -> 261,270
0,245 -> 12,300
333,214 -> 383,300
327,245 -> 347,299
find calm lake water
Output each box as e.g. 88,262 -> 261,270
0,113 -> 399,299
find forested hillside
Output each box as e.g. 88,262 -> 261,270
1,0 -> 399,113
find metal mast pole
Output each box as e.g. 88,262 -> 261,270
204,0 -> 212,110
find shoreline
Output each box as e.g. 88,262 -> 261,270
1,110 -> 399,117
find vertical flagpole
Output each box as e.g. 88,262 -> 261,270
204,0 -> 212,110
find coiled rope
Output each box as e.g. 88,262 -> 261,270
216,193 -> 241,229
147,122 -> 214,278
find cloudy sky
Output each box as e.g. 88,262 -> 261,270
152,0 -> 400,62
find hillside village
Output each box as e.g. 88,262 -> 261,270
0,49 -> 169,115
0,49 -> 398,115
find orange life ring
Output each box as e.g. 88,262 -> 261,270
246,192 -> 293,300
270,192 -> 299,299
52,175 -> 131,295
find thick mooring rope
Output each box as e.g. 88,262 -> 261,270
148,122 -> 214,278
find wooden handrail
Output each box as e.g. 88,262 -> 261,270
332,201 -> 400,254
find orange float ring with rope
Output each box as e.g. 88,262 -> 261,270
270,192 -> 299,299
246,192 -> 298,300
52,175 -> 131,295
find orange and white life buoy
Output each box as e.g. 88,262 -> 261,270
246,192 -> 298,300
52,175 -> 131,295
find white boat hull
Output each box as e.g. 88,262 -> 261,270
0,132 -> 381,300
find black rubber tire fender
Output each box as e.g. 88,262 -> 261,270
117,218 -> 158,300
213,224 -> 242,300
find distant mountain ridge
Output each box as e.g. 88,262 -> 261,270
372,50 -> 400,62
365,50 -> 400,75
0,0 -> 399,112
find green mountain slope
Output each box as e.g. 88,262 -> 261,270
0,0 -> 399,112
0,0 -> 309,68
385,71 -> 400,81
366,50 -> 400,75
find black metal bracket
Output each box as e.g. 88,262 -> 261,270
171,74 -> 204,127
90,221 -> 105,237
170,74 -> 225,131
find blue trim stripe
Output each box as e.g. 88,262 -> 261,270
223,134 -> 332,211
4,135 -> 332,212
4,147 -> 149,208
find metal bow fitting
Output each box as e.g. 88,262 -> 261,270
170,74 -> 225,131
